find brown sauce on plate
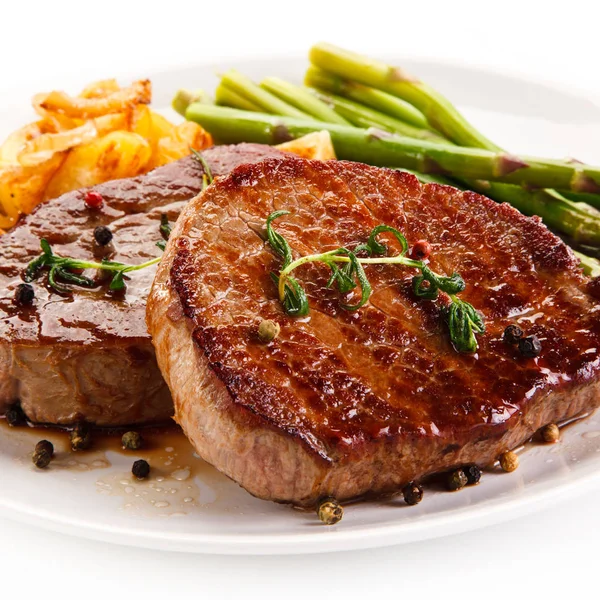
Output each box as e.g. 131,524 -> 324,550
0,420 -> 233,516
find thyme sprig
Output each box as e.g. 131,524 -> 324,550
25,238 -> 163,293
191,148 -> 213,190
266,211 -> 485,353
156,214 -> 172,251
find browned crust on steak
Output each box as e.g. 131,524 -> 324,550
147,157 -> 600,505
0,144 -> 286,425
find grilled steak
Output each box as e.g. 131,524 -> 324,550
0,144 -> 285,426
148,157 -> 600,506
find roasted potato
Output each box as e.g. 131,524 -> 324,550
0,122 -> 49,165
131,105 -> 153,140
149,111 -> 176,141
79,79 -> 121,99
18,121 -> 97,166
151,121 -> 213,168
0,152 -> 65,221
44,132 -> 152,200
36,80 -> 151,119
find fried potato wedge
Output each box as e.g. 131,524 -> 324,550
37,80 -> 151,119
150,111 -> 176,141
0,122 -> 50,165
16,113 -> 134,167
44,132 -> 152,200
151,121 -> 213,168
131,105 -> 153,140
94,112 -> 131,136
276,130 -> 336,160
79,79 -> 121,99
18,121 -> 97,166
0,152 -> 66,220
31,93 -> 82,132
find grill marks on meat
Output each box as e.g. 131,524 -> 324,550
148,157 -> 600,505
0,144 -> 286,426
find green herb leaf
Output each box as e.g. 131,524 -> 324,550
266,210 -> 294,268
446,297 -> 485,353
282,277 -> 309,317
326,262 -> 357,294
365,224 -> 409,256
54,267 -> 95,288
271,273 -> 309,317
412,265 -> 440,300
436,272 -> 466,295
109,271 -> 126,291
24,254 -> 49,282
40,238 -> 53,258
160,214 -> 172,242
338,250 -> 372,311
47,266 -> 69,294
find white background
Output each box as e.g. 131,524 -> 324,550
1,1 -> 599,598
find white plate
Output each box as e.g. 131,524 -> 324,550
2,57 -> 600,555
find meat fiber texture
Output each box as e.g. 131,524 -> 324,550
148,156 -> 600,506
0,144 -> 285,426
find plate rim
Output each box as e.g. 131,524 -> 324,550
2,460 -> 600,554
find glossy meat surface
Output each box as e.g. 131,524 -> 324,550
149,157 -> 600,504
0,144 -> 285,425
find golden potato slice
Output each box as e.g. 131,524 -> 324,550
131,105 -> 153,139
276,130 -> 336,160
44,131 -> 152,200
0,122 -> 49,165
151,121 -> 213,168
144,111 -> 177,165
150,111 -> 176,140
0,152 -> 66,219
36,80 -> 151,119
31,93 -> 82,131
18,121 -> 97,166
94,112 -> 131,136
8,114 -> 133,169
80,79 -> 120,99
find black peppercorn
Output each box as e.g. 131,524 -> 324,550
14,283 -> 35,307
402,482 -> 424,505
132,459 -> 150,479
70,422 -> 91,450
518,335 -> 542,358
122,431 -> 143,450
5,403 -> 26,427
446,469 -> 468,491
93,225 -> 113,246
32,449 -> 52,469
35,440 -> 54,457
463,464 -> 481,486
503,324 -> 523,345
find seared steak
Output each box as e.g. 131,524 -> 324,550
0,144 -> 285,426
148,157 -> 600,506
